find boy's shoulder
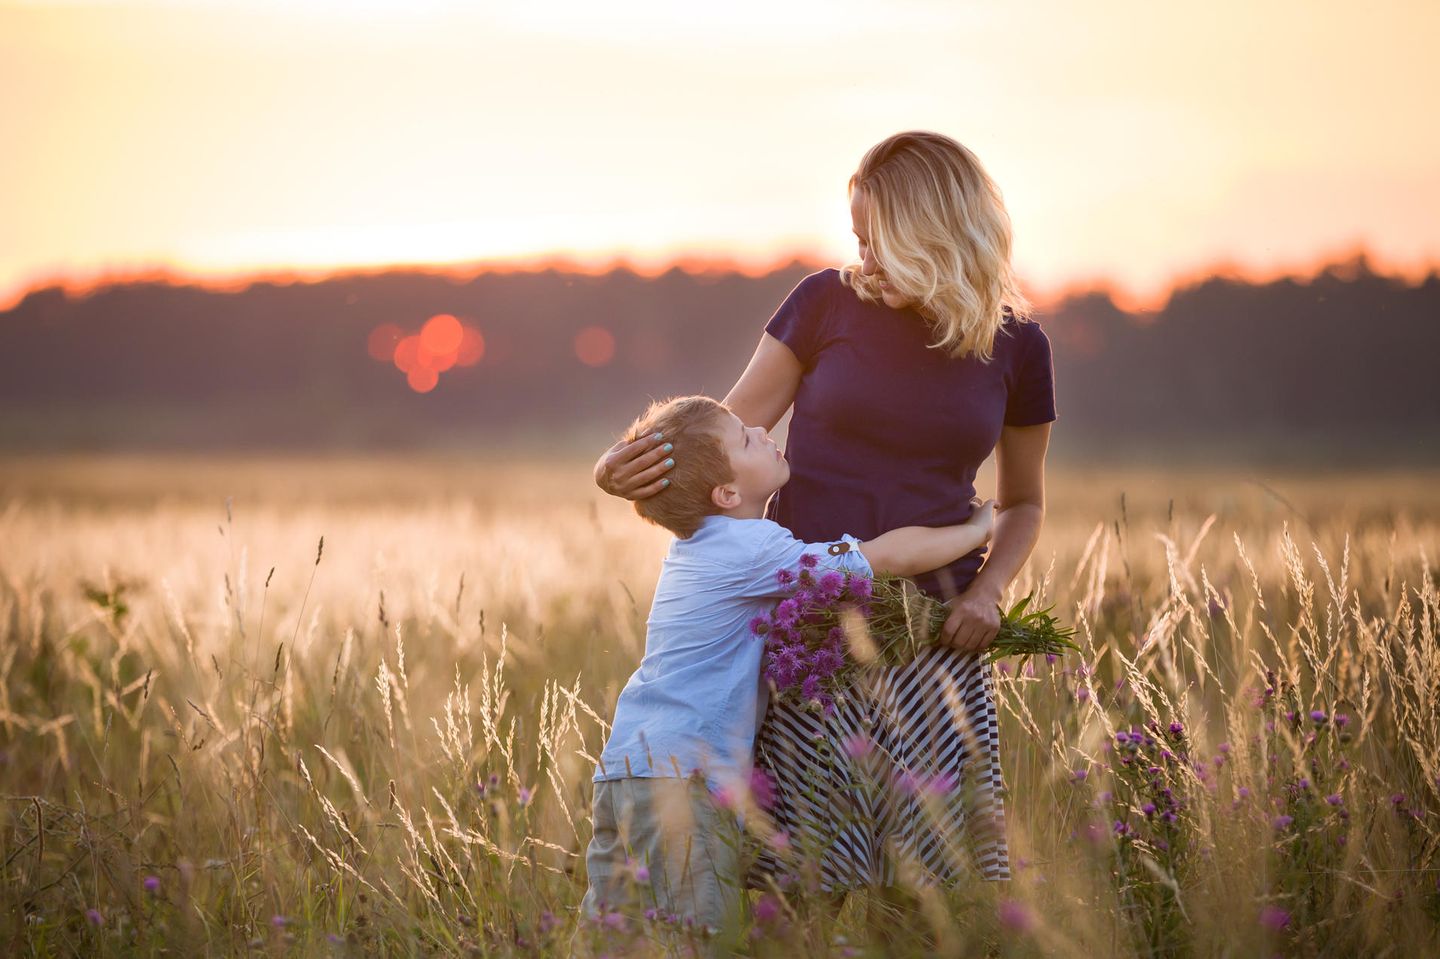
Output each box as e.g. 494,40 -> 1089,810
667,516 -> 793,567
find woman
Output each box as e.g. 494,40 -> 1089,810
594,131 -> 1056,894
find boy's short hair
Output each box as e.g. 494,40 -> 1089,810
621,395 -> 736,539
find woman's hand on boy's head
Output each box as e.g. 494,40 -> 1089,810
595,432 -> 677,500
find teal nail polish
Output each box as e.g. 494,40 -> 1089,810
660,478 -> 670,487
652,432 -> 663,441
664,458 -> 674,468
663,443 -> 673,453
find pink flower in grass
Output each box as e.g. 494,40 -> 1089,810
997,898 -> 1035,933
1259,905 -> 1290,930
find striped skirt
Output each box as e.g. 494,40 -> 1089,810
747,644 -> 1010,890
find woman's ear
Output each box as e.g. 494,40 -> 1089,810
711,483 -> 741,510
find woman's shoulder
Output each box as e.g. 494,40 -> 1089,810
790,267 -> 846,300
997,309 -> 1049,353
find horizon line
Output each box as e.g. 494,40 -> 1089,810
4,245 -> 1436,317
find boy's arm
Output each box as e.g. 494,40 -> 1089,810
859,501 -> 996,577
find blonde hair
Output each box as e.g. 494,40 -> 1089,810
842,130 -> 1034,362
620,395 -> 736,539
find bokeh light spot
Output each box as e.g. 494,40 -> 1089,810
406,366 -> 439,393
393,335 -> 423,373
456,325 -> 485,366
420,314 -> 463,355
574,326 -> 615,367
367,323 -> 404,362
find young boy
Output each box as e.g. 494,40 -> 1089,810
581,395 -> 995,949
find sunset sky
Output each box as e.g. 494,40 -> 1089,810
3,0 -> 1438,312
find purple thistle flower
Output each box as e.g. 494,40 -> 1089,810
800,673 -> 822,701
1334,713 -> 1350,727
748,615 -> 770,636
1142,802 -> 1157,816
843,734 -> 872,759
86,908 -> 103,926
927,771 -> 958,796
1326,794 -> 1343,806
271,915 -> 289,928
776,568 -> 795,586
143,875 -> 161,894
1310,710 -> 1328,724
753,894 -> 782,924
1259,905 -> 1291,930
1115,731 -> 1130,744
517,786 -> 533,806
1071,768 -> 1088,783
538,911 -> 558,934
847,577 -> 873,601
996,898 -> 1035,933
1168,722 -> 1184,736
749,767 -> 776,811
817,570 -> 844,599
1271,814 -> 1293,830
799,552 -> 819,569
602,911 -> 627,932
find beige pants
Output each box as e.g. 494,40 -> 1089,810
581,776 -> 744,956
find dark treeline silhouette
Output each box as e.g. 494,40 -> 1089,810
1,253 -> 1436,465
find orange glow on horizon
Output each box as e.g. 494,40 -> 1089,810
5,246 -> 1435,321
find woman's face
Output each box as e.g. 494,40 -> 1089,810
850,188 -> 912,310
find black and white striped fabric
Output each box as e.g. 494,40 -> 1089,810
747,645 -> 1010,890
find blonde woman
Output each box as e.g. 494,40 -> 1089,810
594,131 -> 1057,896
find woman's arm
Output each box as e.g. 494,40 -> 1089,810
594,333 -> 803,499
723,332 -> 803,431
940,421 -> 1052,653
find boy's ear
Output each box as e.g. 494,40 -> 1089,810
711,483 -> 741,510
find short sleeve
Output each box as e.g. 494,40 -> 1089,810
735,527 -> 873,601
1004,320 -> 1058,427
764,271 -> 832,371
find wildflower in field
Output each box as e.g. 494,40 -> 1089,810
85,908 -> 103,926
1271,814 -> 1293,830
537,911 -> 558,935
1168,721 -> 1184,736
1259,905 -> 1291,930
927,771 -> 958,796
842,733 -> 872,759
633,863 -> 650,883
1334,713 -> 1350,727
753,894 -> 782,925
997,898 -> 1035,933
1071,768 -> 1088,783
272,915 -> 289,928
1075,686 -> 1090,702
1326,793 -> 1343,806
517,785 -> 533,807
768,830 -> 791,852
143,875 -> 160,894
601,911 -> 627,932
1310,709 -> 1328,724
749,767 -> 775,810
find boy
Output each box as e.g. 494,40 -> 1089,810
582,395 -> 994,950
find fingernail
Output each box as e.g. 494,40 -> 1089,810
663,443 -> 673,453
661,478 -> 670,487
652,432 -> 663,441
664,458 -> 674,468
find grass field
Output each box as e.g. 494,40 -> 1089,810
1,455 -> 1437,957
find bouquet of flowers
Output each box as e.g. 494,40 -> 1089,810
749,553 -> 1080,713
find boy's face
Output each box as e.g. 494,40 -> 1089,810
712,410 -> 788,513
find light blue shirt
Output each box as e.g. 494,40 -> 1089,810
596,514 -> 873,792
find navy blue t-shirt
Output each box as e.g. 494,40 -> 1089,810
762,268 -> 1058,601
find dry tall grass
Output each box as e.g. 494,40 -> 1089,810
1,455 -> 1436,957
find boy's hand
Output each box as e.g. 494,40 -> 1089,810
966,496 -> 998,541
595,433 -> 675,500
